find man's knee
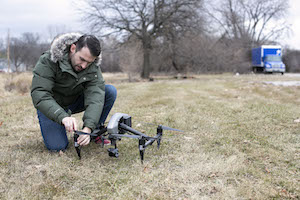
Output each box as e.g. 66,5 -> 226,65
105,85 -> 117,101
45,141 -> 69,152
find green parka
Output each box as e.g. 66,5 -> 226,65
31,33 -> 105,131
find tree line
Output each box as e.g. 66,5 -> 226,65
0,0 -> 299,77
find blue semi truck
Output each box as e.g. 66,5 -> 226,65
252,45 -> 285,74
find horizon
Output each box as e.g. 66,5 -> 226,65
0,0 -> 299,50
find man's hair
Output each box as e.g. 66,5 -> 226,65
75,35 -> 101,57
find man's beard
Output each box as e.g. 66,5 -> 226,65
74,65 -> 83,72
70,53 -> 83,72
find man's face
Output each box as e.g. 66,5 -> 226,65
69,44 -> 96,72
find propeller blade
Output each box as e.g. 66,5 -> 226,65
160,125 -> 184,132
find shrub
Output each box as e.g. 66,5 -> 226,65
4,73 -> 32,94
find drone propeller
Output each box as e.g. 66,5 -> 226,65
158,125 -> 184,132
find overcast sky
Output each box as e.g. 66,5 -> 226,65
0,0 -> 85,40
0,0 -> 300,50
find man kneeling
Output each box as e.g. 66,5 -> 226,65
31,33 -> 117,151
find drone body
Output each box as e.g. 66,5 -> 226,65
74,113 -> 183,163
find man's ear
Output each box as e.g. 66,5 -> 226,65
70,44 -> 76,53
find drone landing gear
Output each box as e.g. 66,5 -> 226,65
74,133 -> 81,159
107,139 -> 119,158
139,138 -> 146,163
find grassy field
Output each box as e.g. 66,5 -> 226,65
0,72 -> 299,199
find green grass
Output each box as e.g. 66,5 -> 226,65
0,73 -> 299,199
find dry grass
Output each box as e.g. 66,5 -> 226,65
2,72 -> 33,94
0,72 -> 299,199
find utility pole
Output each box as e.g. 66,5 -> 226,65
7,29 -> 11,73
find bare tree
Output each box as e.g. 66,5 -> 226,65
10,37 -> 25,71
206,0 -> 290,46
21,33 -> 40,70
9,33 -> 49,71
80,0 -> 202,79
0,38 -> 5,58
46,25 -> 70,41
0,38 -> 3,52
283,49 -> 300,72
101,36 -> 121,72
119,36 -> 143,81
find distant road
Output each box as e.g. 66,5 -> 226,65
284,73 -> 300,77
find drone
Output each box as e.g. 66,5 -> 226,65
74,113 -> 183,163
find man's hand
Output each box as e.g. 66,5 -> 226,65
62,117 -> 78,132
77,127 -> 91,146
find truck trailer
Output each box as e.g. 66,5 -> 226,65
252,45 -> 285,74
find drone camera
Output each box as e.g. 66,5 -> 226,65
108,148 -> 119,158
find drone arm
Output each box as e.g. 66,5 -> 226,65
144,137 -> 157,147
119,123 -> 149,138
92,127 -> 107,136
120,123 -> 162,148
75,131 -> 98,137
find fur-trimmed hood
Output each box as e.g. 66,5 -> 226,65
50,32 -> 102,65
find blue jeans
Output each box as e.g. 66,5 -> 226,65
37,85 -> 117,151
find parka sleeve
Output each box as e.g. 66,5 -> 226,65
82,68 -> 105,131
31,53 -> 70,124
